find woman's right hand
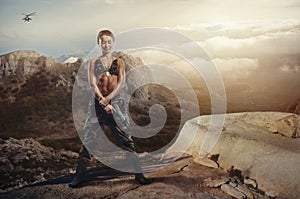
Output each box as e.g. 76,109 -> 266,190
104,104 -> 116,114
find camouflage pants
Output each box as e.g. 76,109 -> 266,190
79,96 -> 135,160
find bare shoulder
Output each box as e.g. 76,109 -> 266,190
116,57 -> 124,64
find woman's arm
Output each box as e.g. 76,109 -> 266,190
88,58 -> 104,101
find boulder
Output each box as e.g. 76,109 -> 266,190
173,112 -> 300,198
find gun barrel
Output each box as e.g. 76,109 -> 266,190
112,103 -> 126,121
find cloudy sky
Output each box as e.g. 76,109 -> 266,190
1,0 -> 299,110
0,0 -> 299,57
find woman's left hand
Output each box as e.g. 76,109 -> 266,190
99,97 -> 109,107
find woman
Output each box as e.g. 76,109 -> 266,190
69,30 -> 150,188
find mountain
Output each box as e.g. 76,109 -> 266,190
0,50 -> 82,151
62,56 -> 79,64
0,50 -> 159,152
0,50 -> 78,99
56,52 -> 88,63
1,49 -> 298,152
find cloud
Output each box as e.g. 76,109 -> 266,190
128,20 -> 300,80
280,64 -> 300,73
213,58 -> 258,72
171,19 -> 300,40
167,19 -> 300,103
2,0 -> 300,58
202,31 -> 300,59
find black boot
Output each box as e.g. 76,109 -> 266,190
69,157 -> 88,188
135,173 -> 151,185
127,152 -> 151,185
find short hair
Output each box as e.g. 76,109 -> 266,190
97,30 -> 115,44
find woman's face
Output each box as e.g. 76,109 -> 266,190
99,35 -> 114,54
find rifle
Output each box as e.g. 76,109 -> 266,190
112,98 -> 130,130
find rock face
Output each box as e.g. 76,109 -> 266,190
0,50 -> 62,91
0,50 -> 40,78
0,137 -> 78,192
179,112 -> 300,198
0,50 -> 80,106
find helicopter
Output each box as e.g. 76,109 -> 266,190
22,12 -> 36,22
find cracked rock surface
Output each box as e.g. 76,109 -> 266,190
0,155 -> 269,199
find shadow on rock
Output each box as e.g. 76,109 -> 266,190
28,165 -> 130,188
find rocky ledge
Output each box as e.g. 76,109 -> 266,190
0,112 -> 299,198
182,112 -> 300,198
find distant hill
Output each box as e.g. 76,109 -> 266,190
56,52 -> 88,63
